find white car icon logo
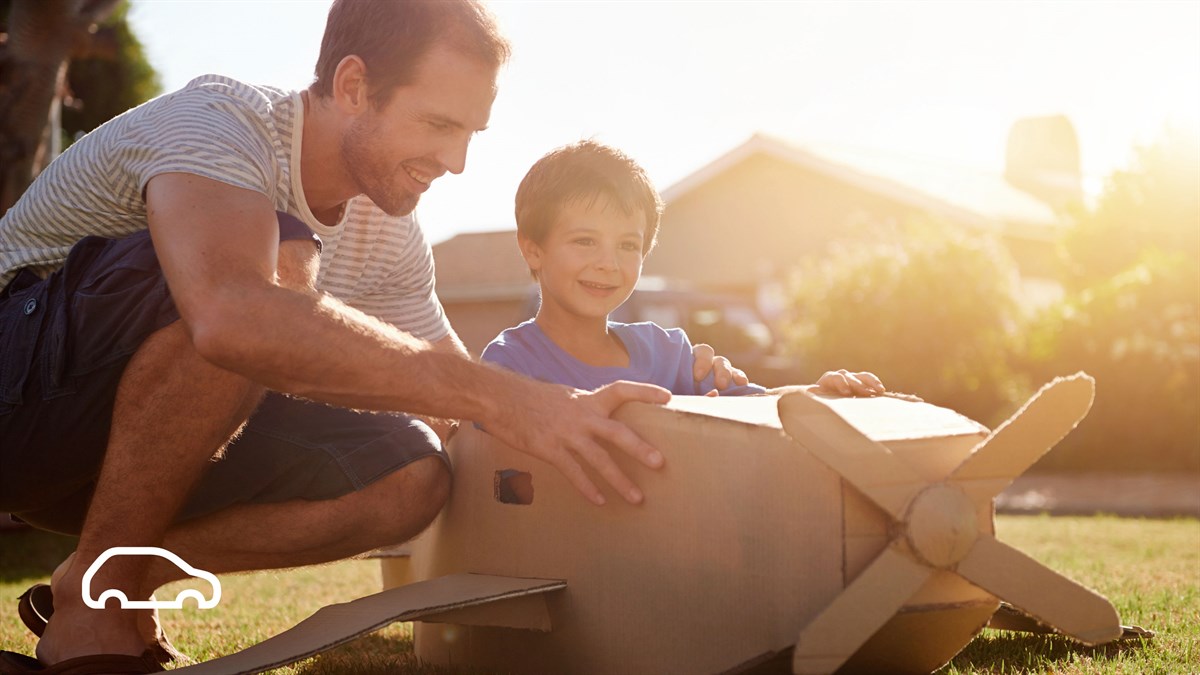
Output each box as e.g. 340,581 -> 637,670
82,547 -> 221,610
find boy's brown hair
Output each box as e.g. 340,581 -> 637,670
515,140 -> 663,255
312,0 -> 511,107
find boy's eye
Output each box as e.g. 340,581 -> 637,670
621,241 -> 641,251
573,238 -> 594,246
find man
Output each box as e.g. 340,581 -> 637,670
0,1 -> 748,671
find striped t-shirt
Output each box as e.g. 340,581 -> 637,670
0,74 -> 450,342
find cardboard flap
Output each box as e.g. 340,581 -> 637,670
658,392 -> 990,442
661,394 -> 786,429
815,394 -> 989,442
420,591 -> 554,630
174,574 -> 565,675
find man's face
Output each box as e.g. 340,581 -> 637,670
342,42 -> 498,217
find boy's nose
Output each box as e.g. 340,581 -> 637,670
593,248 -> 620,271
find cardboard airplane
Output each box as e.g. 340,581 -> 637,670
174,373 -> 1126,675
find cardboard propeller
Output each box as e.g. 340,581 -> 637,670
779,373 -> 1122,675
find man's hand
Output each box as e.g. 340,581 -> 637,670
487,379 -> 670,506
815,369 -> 885,397
691,343 -> 748,393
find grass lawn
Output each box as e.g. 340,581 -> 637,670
1,515 -> 1196,674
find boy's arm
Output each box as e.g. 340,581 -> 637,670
146,173 -> 667,505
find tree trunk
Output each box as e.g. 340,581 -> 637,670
0,0 -> 119,214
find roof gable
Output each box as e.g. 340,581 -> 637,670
663,134 -> 1062,235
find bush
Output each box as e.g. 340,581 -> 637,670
783,130 -> 1199,474
1021,130 -> 1200,472
785,220 -> 1027,425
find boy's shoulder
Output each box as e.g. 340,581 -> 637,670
609,321 -> 694,359
481,320 -> 541,362
610,320 -> 690,346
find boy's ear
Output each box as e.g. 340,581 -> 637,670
517,234 -> 543,272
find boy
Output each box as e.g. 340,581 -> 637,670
483,140 -> 884,397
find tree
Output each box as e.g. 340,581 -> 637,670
785,220 -> 1025,425
0,0 -> 158,213
60,1 -> 159,144
1061,128 -> 1200,292
1022,129 -> 1200,472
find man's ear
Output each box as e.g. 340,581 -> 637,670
517,234 -> 543,273
332,55 -> 370,114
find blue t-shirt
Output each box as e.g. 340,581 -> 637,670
481,320 -> 766,396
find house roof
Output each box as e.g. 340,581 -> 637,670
662,133 -> 1063,240
432,228 -> 532,299
435,134 -> 1069,294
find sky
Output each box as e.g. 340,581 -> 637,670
127,0 -> 1200,246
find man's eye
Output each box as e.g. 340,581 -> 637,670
621,242 -> 641,251
429,120 -> 451,131
574,238 -> 594,246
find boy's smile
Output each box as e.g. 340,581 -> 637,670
579,280 -> 620,296
521,198 -> 647,327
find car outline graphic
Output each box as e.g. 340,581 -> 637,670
82,546 -> 222,610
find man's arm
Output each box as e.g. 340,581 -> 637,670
431,329 -> 471,360
415,331 -> 471,443
146,173 -> 667,505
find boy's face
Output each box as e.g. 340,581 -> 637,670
520,198 -> 647,323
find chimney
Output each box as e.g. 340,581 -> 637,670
1004,115 -> 1083,211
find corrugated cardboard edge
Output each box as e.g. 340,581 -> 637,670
172,574 -> 565,675
656,393 -> 990,443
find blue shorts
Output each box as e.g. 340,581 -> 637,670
0,214 -> 449,535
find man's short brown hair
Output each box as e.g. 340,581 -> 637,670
312,0 -> 511,107
515,140 -> 663,255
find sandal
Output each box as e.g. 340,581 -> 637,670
14,586 -> 186,666
0,650 -> 163,674
16,585 -> 53,638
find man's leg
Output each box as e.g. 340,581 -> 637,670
35,231 -> 455,664
36,316 -> 264,663
34,230 -> 311,663
152,453 -> 450,588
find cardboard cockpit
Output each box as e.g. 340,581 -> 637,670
175,374 -> 1127,675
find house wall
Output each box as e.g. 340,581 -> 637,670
646,153 -> 1057,296
645,154 -> 927,294
432,230 -> 534,357
432,153 -> 1064,359
442,298 -> 532,358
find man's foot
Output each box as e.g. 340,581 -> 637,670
144,616 -> 191,666
46,553 -> 189,664
37,554 -> 181,667
22,581 -> 188,665
35,604 -> 146,666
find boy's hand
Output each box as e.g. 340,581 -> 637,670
691,343 -> 749,390
816,370 -> 886,397
491,379 -> 670,506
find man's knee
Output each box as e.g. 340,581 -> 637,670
276,239 -> 320,293
273,210 -> 320,292
400,455 -> 452,527
369,456 -> 452,542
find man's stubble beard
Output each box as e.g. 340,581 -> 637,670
341,116 -> 419,217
